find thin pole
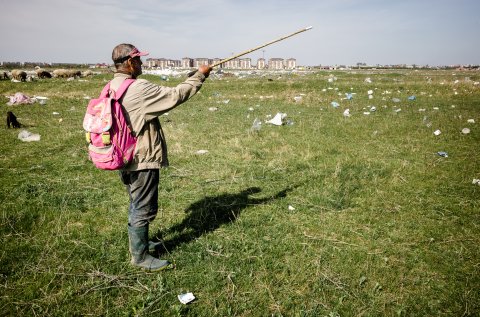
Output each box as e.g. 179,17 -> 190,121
210,26 -> 312,68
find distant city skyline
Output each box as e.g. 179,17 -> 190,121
1,1 -> 479,66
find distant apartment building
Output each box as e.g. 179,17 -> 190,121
182,57 -> 193,68
286,58 -> 296,69
146,58 -> 180,68
257,58 -> 266,69
194,58 -> 211,67
224,58 -> 240,69
268,58 -> 284,70
239,58 -> 251,69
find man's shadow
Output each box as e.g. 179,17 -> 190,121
153,186 -> 294,254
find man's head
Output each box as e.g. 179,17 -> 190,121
112,44 -> 149,78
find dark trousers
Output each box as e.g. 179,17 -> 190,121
120,169 -> 159,227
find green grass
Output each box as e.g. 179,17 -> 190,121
0,69 -> 479,316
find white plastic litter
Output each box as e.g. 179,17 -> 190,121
288,205 -> 295,211
434,130 -> 441,136
251,118 -> 262,131
178,292 -> 195,304
208,107 -> 218,111
294,96 -> 302,102
467,119 -> 475,123
18,130 -> 41,142
196,150 -> 209,155
473,179 -> 480,186
462,128 -> 471,134
266,113 -> 287,126
343,109 -> 351,117
367,90 -> 373,95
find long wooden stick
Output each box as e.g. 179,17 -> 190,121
210,26 -> 312,68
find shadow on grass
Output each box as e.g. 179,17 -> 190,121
153,186 -> 293,255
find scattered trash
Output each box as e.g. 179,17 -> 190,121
286,119 -> 294,126
251,118 -> 262,131
288,205 -> 295,211
392,98 -> 401,103
208,107 -> 218,112
394,108 -> 402,113
294,96 -> 302,102
434,130 -> 441,136
364,77 -> 372,83
467,119 -> 475,124
437,151 -> 448,157
419,108 -> 426,112
343,109 -> 351,117
196,150 -> 209,155
35,96 -> 48,105
160,75 -> 169,81
52,112 -> 60,115
367,90 -> 374,95
462,128 -> 471,134
178,292 -> 195,304
369,106 -> 376,112
363,112 -> 370,115
345,93 -> 353,100
266,112 -> 287,126
248,107 -> 255,111
433,107 -> 439,110
359,276 -> 367,286
408,95 -> 416,101
7,93 -> 36,105
18,130 -> 41,142
473,179 -> 480,186
331,101 -> 340,108
222,99 -> 230,104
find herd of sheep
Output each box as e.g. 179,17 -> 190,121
1,68 -> 95,82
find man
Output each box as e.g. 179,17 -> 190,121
110,43 -> 211,271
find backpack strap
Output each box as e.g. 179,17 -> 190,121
99,78 -> 135,99
112,79 -> 136,100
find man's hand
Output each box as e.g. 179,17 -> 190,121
198,65 -> 212,78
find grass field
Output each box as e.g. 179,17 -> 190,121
0,68 -> 479,316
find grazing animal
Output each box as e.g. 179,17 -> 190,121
1,71 -> 9,80
11,69 -> 27,81
6,111 -> 21,128
37,70 -> 52,79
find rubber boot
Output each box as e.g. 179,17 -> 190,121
128,225 -> 172,272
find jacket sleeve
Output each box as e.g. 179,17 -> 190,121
133,72 -> 206,121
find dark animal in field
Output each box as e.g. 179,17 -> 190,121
37,70 -> 52,79
6,111 -> 21,128
1,72 -> 9,80
11,69 -> 27,81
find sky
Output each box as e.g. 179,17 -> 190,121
1,0 -> 479,66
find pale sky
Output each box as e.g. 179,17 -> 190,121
1,0 -> 479,66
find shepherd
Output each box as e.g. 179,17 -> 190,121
110,44 -> 211,271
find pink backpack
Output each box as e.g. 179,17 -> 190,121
83,79 -> 136,170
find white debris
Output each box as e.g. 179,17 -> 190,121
473,179 -> 480,186
208,107 -> 218,111
178,292 -> 195,304
288,205 -> 295,211
251,118 -> 262,131
294,96 -> 302,102
195,150 -> 209,155
462,128 -> 471,134
434,130 -> 441,136
18,130 -> 41,142
467,119 -> 475,123
343,109 -> 351,117
364,77 -> 372,83
367,90 -> 374,95
363,112 -> 370,115
266,113 -> 287,126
